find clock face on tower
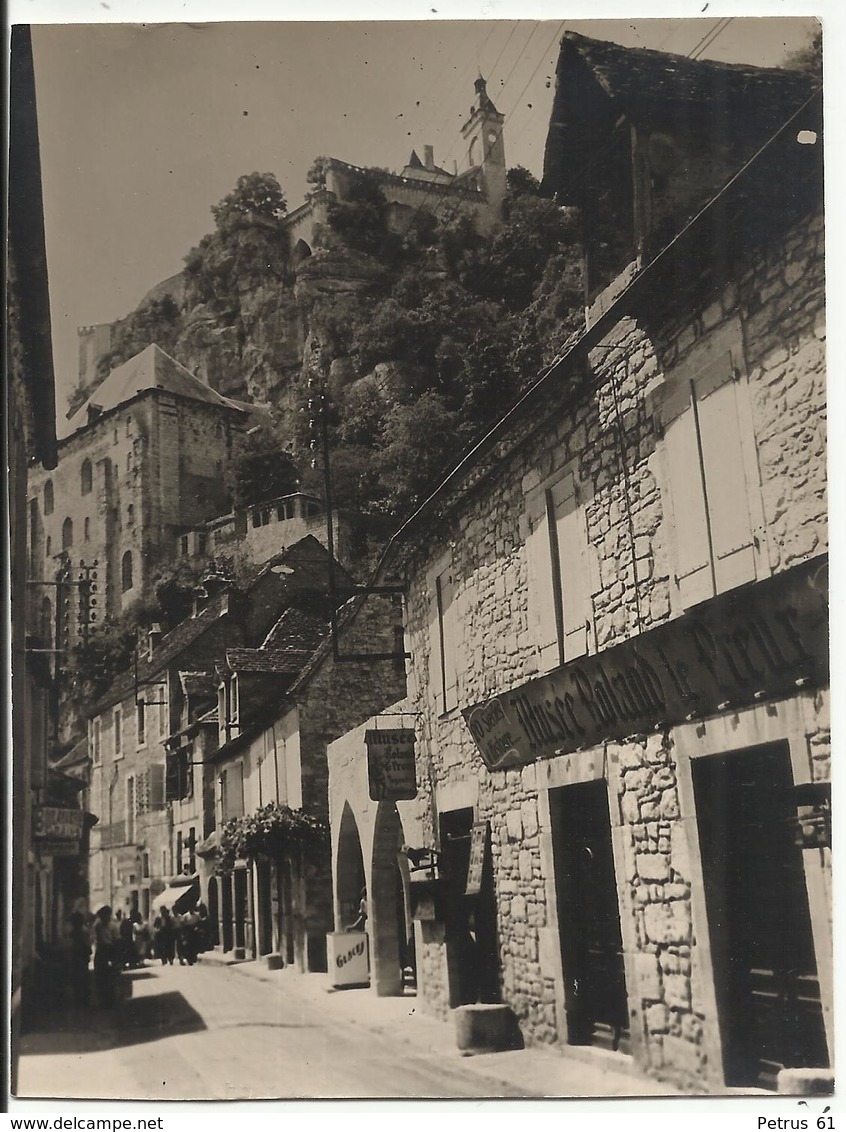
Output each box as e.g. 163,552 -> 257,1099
487,130 -> 498,145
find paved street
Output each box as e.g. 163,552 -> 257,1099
16,960 -> 676,1101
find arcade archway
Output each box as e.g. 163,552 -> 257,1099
371,802 -> 414,997
335,803 -> 365,932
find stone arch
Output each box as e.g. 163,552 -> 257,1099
121,550 -> 133,592
335,802 -> 365,932
370,801 -> 413,997
291,238 -> 312,268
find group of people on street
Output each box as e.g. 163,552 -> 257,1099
66,898 -> 211,1006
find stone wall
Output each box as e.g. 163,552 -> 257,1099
396,199 -> 828,1089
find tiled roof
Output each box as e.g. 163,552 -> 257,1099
224,647 -> 315,674
61,344 -> 247,439
261,605 -> 327,652
179,671 -> 217,699
542,32 -> 818,198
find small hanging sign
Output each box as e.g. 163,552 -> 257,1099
465,820 -> 490,897
365,728 -> 418,802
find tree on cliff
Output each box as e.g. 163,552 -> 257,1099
211,171 -> 288,227
226,423 -> 301,509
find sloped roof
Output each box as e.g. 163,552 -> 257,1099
224,647 -> 315,674
179,671 -> 217,700
542,31 -> 818,197
62,344 -> 247,439
51,735 -> 89,771
261,605 -> 327,651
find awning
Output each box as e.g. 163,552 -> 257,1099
152,876 -> 200,915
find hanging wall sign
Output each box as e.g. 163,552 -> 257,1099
462,555 -> 828,771
33,806 -> 84,842
465,821 -> 490,897
365,728 -> 418,801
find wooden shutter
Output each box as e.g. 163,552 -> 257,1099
695,354 -> 757,593
525,492 -> 561,671
438,571 -> 458,713
149,763 -> 166,810
220,769 -> 229,822
551,474 -> 591,661
664,380 -> 714,608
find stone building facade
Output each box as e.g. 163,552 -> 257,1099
205,589 -> 406,973
327,39 -> 827,1093
26,344 -> 250,657
84,537 -> 335,919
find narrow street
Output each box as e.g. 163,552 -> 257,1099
17,960 -> 674,1101
16,962 -> 535,1101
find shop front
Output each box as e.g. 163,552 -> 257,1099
462,556 -> 830,1090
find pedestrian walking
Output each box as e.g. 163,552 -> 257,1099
66,899 -> 92,1006
155,907 -> 177,965
93,906 -> 117,1006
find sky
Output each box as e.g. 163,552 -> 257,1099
19,8 -> 824,418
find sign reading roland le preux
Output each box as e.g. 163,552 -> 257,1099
462,556 -> 828,771
365,728 -> 418,801
33,806 -> 84,842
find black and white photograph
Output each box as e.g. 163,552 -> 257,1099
7,3 -> 831,1109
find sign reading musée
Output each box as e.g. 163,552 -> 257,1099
366,728 -> 418,801
463,557 -> 828,771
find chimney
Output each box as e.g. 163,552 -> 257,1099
148,623 -> 163,659
423,145 -> 435,171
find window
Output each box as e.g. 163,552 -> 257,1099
121,551 -> 133,592
136,698 -> 146,746
113,707 -> 122,758
660,326 -> 765,610
525,468 -> 593,672
91,717 -> 101,766
44,480 -> 53,515
180,535 -> 189,556
197,532 -> 207,556
127,504 -> 135,527
434,566 -> 458,714
46,536 -> 52,557
126,453 -> 132,473
81,458 -> 92,495
84,517 -> 91,542
126,415 -> 132,437
142,852 -> 150,879
62,517 -> 74,549
230,676 -> 240,726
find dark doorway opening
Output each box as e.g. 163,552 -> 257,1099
550,779 -> 630,1053
439,808 -> 500,1007
692,742 -> 829,1089
256,860 -> 273,955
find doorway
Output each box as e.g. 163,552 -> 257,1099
550,779 -> 630,1053
439,808 -> 500,1007
692,742 -> 829,1088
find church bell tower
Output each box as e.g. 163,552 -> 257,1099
460,76 -> 507,220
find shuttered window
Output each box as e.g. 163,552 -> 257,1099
435,568 -> 459,714
662,338 -> 763,610
526,468 -> 593,673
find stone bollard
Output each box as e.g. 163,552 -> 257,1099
233,946 -> 246,961
266,953 -> 284,971
776,1068 -> 835,1096
453,1003 -> 521,1053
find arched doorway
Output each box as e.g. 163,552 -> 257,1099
371,802 -> 414,997
335,803 -> 366,932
